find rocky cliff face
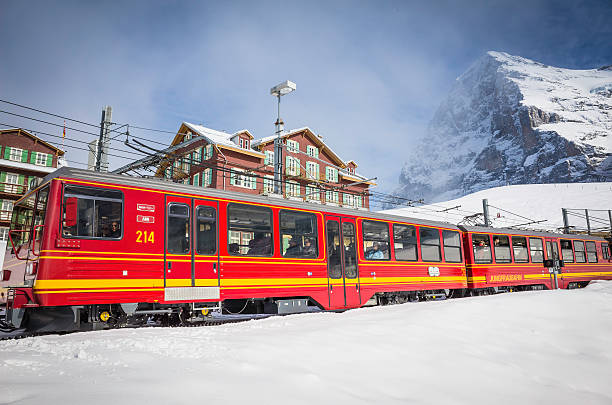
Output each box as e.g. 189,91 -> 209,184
393,51 -> 612,203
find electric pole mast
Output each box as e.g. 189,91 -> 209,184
95,105 -> 112,172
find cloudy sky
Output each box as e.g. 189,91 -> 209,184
1,0 -> 611,202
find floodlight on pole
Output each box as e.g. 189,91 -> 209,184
270,80 -> 296,195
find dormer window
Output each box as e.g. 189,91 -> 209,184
348,167 -> 354,174
240,138 -> 244,148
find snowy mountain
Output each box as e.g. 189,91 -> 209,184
393,51 -> 612,203
382,182 -> 612,233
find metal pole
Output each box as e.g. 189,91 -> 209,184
95,109 -> 106,172
482,199 -> 490,227
562,208 -> 570,234
608,210 -> 612,236
585,209 -> 591,235
273,95 -> 283,195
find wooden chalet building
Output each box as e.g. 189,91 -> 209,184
0,128 -> 65,240
155,122 -> 374,209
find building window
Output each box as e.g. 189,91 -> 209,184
342,193 -> 355,208
33,152 -> 49,166
263,176 -> 274,194
239,138 -> 244,148
264,150 -> 274,166
393,224 -> 417,261
305,184 -> 320,201
193,148 -> 201,162
362,220 -> 390,260
185,131 -> 192,141
245,139 -> 250,149
285,156 -> 300,176
9,147 -> 24,162
228,203 -> 273,256
4,173 -> 21,194
0,200 -> 13,221
203,168 -> 213,187
325,190 -> 339,204
280,210 -> 318,258
229,168 -> 256,189
286,139 -> 299,153
325,166 -> 338,182
305,161 -> 319,180
0,227 -> 8,241
285,180 -> 301,197
205,144 -> 213,160
193,173 -> 200,187
306,145 -> 319,158
355,195 -> 363,208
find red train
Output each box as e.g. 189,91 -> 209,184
1,168 -> 611,332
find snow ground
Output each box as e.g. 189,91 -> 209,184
383,182 -> 612,231
1,282 -> 612,405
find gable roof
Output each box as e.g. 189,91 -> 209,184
173,122 -> 264,158
252,127 -> 347,168
0,128 -> 65,155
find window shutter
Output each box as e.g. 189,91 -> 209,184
0,172 -> 4,192
30,151 -> 36,164
18,174 -> 25,190
21,150 -> 28,163
47,154 -> 53,167
3,147 -> 10,160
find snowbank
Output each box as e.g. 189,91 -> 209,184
383,182 -> 612,231
2,282 -> 612,404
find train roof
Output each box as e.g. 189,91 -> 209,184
459,225 -> 607,242
41,167 -> 459,230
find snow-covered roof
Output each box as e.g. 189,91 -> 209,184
179,123 -> 264,157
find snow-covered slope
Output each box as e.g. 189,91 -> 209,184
383,182 -> 612,232
1,282 -> 612,404
393,51 -> 612,203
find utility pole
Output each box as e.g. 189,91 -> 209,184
482,199 -> 490,227
562,208 -> 570,234
585,209 -> 591,235
95,105 -> 112,172
270,81 -> 296,195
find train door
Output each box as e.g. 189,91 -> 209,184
193,199 -> 219,290
325,216 -> 360,309
165,195 -> 192,287
545,238 -> 564,289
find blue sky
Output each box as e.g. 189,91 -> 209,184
1,0 -> 611,202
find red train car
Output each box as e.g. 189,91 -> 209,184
1,168 -> 467,332
460,226 -> 612,293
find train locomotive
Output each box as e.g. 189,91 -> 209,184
1,168 -> 611,333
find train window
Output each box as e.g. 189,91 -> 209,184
529,238 -> 544,263
279,210 -> 318,258
442,230 -> 462,263
196,206 -> 216,255
393,224 -> 417,261
586,242 -> 597,263
573,241 -> 586,263
492,235 -> 511,263
512,237 -> 529,263
560,239 -> 574,263
227,203 -> 273,256
167,203 -> 190,254
343,223 -> 358,279
62,185 -> 123,239
419,227 -> 441,262
362,220 -> 390,260
601,243 -> 610,260
472,234 -> 492,264
326,220 -> 342,279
